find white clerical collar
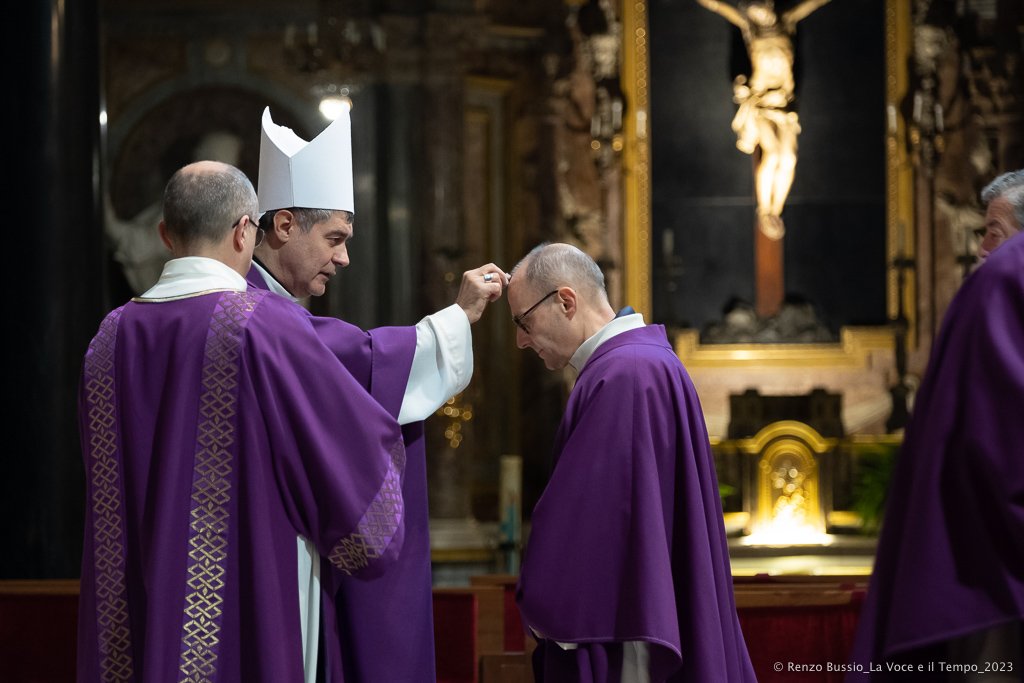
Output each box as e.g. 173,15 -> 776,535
569,313 -> 645,372
137,257 -> 248,300
252,259 -> 301,303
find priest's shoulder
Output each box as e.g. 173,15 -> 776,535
242,289 -> 318,332
596,327 -> 677,364
587,336 -> 678,381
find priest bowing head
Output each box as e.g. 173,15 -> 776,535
507,243 -> 616,371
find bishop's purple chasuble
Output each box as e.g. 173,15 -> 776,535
77,288 -> 406,683
247,265 -> 435,683
517,325 -> 756,682
847,232 -> 1024,679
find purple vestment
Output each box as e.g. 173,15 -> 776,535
77,289 -> 407,683
517,325 -> 756,683
847,232 -> 1024,680
247,265 -> 435,683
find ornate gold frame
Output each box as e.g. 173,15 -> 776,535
620,0 -> 652,317
620,0 -> 915,341
885,0 -> 916,343
675,327 -> 893,368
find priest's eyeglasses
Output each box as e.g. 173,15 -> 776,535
512,290 -> 558,334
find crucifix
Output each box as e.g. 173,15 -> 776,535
696,0 -> 831,316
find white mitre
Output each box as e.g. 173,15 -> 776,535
257,106 -> 354,213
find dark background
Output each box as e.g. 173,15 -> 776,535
649,0 -> 887,334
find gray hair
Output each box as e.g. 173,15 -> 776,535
981,169 -> 1024,227
258,208 -> 353,233
162,162 -> 258,247
512,242 -> 608,302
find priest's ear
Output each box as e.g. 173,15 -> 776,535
557,286 -> 578,320
157,220 -> 176,253
231,215 -> 250,252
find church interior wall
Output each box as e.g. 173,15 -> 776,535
5,0 -> 1022,584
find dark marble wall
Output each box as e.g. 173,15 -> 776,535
5,0 -> 104,578
650,0 -> 887,334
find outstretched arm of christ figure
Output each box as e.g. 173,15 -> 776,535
783,0 -> 831,28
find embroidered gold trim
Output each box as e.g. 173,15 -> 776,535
84,306 -> 134,682
178,290 -> 262,682
328,441 -> 406,575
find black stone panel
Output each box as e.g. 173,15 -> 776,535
654,202 -> 756,330
650,0 -> 887,334
783,200 -> 887,331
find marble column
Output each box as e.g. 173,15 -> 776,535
7,0 -> 105,578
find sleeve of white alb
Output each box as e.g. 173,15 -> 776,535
397,304 -> 473,425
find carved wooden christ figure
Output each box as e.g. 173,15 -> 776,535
697,0 -> 831,240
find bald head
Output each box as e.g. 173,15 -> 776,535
511,243 -> 609,305
508,243 -> 615,370
163,161 -> 259,249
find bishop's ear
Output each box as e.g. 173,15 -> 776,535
271,209 -> 296,242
